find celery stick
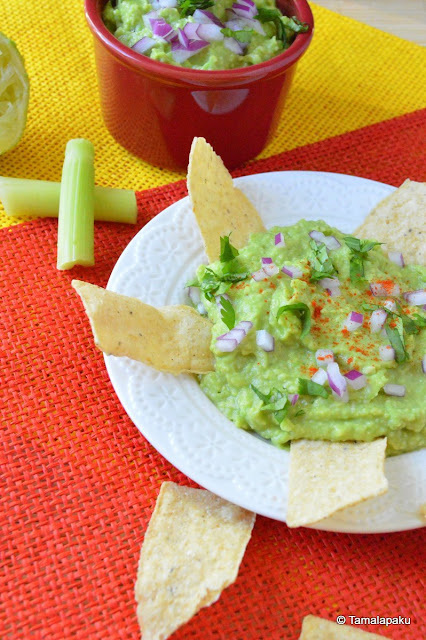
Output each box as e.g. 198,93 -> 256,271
57,139 -> 95,270
0,176 -> 137,223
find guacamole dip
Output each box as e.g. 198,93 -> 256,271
103,0 -> 309,70
188,220 -> 426,456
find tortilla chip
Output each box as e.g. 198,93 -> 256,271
355,179 -> 425,265
299,615 -> 390,639
135,482 -> 255,640
286,438 -> 388,528
187,137 -> 265,262
72,280 -> 214,374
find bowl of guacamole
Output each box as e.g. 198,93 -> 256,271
84,0 -> 313,169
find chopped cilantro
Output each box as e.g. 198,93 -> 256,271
385,323 -> 409,363
186,266 -> 247,301
413,313 -> 426,327
178,0 -> 213,17
298,378 -> 329,398
221,27 -> 254,43
255,10 -> 308,45
219,234 -> 239,263
309,239 -> 337,282
343,236 -> 382,284
219,296 -> 235,330
251,384 -> 288,423
276,302 -> 311,338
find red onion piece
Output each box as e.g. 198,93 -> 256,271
343,311 -> 364,332
196,23 -> 224,42
323,235 -> 341,251
311,368 -> 327,385
370,309 -> 387,333
171,39 -> 208,62
177,27 -> 190,47
261,257 -> 273,264
370,281 -> 400,297
344,370 -> 367,390
281,265 -> 303,279
275,232 -> 285,248
315,349 -> 334,368
227,327 -> 246,342
256,329 -> 275,352
132,37 -> 157,54
251,267 -> 267,282
151,18 -> 176,41
383,299 -> 397,312
223,37 -> 244,54
159,0 -> 177,6
215,293 -> 230,309
388,251 -> 405,267
193,9 -> 223,26
143,10 -> 159,29
327,362 -> 349,402
182,22 -> 203,40
309,230 -> 325,244
232,0 -> 257,18
186,285 -> 201,305
379,345 -> 395,361
422,355 -> 426,374
288,393 -> 299,406
238,320 -> 253,333
216,337 -> 238,352
226,14 -> 265,34
383,383 -> 405,397
403,289 -> 426,306
318,277 -> 341,297
262,263 -> 279,277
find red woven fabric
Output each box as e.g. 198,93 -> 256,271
1,110 -> 425,640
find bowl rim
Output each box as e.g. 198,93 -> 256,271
84,0 -> 314,83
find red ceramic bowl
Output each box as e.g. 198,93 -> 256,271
85,0 -> 314,171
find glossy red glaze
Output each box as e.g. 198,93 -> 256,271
85,0 -> 314,170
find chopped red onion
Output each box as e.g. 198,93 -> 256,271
309,230 -> 325,244
315,349 -> 334,367
132,36 -> 156,54
182,22 -> 203,40
143,10 -> 159,29
281,265 -> 303,279
323,235 -> 341,251
383,383 -> 405,397
422,355 -> 426,374
196,23 -> 224,42
231,0 -> 257,18
227,327 -> 246,342
318,277 -> 341,297
151,18 -> 176,40
311,368 -> 327,385
403,289 -> 426,306
344,370 -> 367,390
370,281 -> 400,297
238,321 -> 253,333
327,362 -> 349,402
223,37 -> 244,55
159,0 -> 177,6
288,393 -> 299,406
197,303 -> 206,315
251,268 -> 267,282
256,329 -> 275,352
262,262 -> 279,277
171,39 -> 208,62
226,13 -> 265,34
383,299 -> 397,312
193,9 -> 224,26
216,337 -> 238,352
186,285 -> 201,305
343,311 -> 364,332
379,345 -> 395,361
261,257 -> 273,264
275,232 -> 285,248
177,27 -> 190,47
370,309 -> 387,333
215,293 -> 230,309
388,251 -> 405,267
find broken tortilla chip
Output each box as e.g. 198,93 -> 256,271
72,280 -> 214,374
135,482 -> 255,640
187,137 -> 265,262
299,615 -> 390,639
355,179 -> 425,265
286,438 -> 388,528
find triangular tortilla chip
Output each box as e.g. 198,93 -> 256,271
72,280 -> 214,374
187,137 -> 265,261
299,615 -> 390,639
355,179 -> 425,265
135,482 -> 255,640
287,438 -> 388,527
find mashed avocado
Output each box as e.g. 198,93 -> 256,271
103,0 -> 308,70
191,220 -> 426,455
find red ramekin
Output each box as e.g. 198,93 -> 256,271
85,0 -> 314,170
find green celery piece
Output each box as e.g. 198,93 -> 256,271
57,139 -> 95,270
0,176 -> 137,224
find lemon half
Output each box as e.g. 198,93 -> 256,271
0,33 -> 29,155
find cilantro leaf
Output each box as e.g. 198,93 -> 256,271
220,271 -> 249,282
298,378 -> 329,398
219,296 -> 235,330
309,239 -> 337,282
276,302 -> 311,338
219,234 -> 239,263
251,384 -> 272,404
251,385 -> 288,423
413,313 -> 426,327
255,10 -> 308,45
385,324 -> 408,363
343,236 -> 382,284
221,27 -> 254,43
178,0 -> 213,16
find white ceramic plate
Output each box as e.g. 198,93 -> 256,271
106,171 -> 425,533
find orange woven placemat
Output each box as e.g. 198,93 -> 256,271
1,110 -> 425,640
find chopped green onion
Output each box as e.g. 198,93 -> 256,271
0,176 -> 137,224
57,139 -> 95,270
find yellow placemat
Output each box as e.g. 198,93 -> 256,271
1,1 -> 425,229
